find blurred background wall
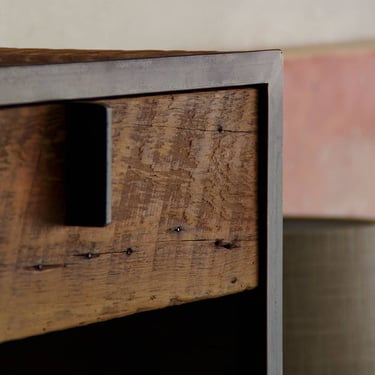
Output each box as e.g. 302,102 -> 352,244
284,221 -> 375,375
2,1 -> 375,374
1,0 -> 375,50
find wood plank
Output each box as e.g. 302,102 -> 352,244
0,48 -> 212,66
0,87 -> 259,342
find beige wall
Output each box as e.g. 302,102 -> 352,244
1,0 -> 375,50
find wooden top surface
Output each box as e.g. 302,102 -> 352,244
0,48 -> 213,66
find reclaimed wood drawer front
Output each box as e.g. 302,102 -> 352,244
0,87 -> 259,342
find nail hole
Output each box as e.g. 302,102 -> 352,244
214,239 -> 223,247
214,239 -> 238,250
217,125 -> 223,133
125,248 -> 133,256
34,264 -> 43,271
223,242 -> 235,250
86,252 -> 93,259
174,226 -> 183,233
230,277 -> 237,284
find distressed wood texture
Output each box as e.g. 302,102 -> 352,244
0,87 -> 259,342
0,48 -> 208,66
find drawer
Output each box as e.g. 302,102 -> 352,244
0,48 -> 282,373
0,87 -> 258,339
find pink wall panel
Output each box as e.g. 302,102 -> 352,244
284,49 -> 375,219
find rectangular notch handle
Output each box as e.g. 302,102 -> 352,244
65,102 -> 111,227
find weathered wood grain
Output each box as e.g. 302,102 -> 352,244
0,48 -> 211,66
0,88 -> 259,342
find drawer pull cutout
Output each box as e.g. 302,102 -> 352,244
65,102 -> 112,227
